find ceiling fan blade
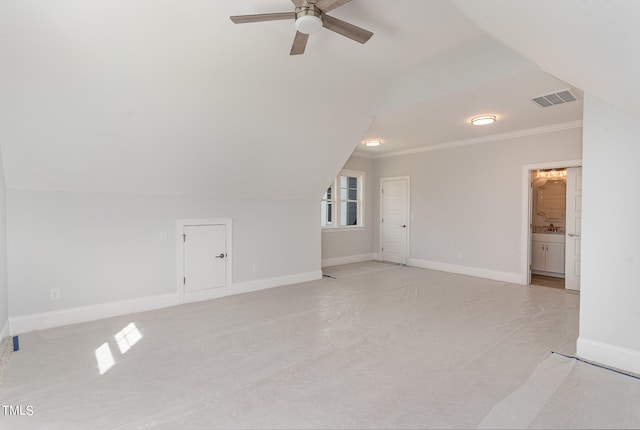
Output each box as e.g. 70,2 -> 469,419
291,0 -> 308,7
322,14 -> 373,44
290,31 -> 309,55
315,0 -> 352,13
230,12 -> 295,24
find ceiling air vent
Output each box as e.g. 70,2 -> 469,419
530,89 -> 578,108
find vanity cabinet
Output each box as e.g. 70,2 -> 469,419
532,234 -> 565,277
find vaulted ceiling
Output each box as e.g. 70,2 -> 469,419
0,1 -> 635,199
452,0 -> 640,121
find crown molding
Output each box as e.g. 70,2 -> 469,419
353,120 -> 583,160
350,151 -> 377,159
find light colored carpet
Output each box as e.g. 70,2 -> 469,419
322,260 -> 401,278
0,337 -> 12,396
1,263 -> 638,429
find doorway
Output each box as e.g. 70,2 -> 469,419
521,161 -> 582,289
177,218 -> 232,303
531,168 -> 567,288
380,177 -> 410,264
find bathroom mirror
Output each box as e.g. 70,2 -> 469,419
537,180 -> 566,222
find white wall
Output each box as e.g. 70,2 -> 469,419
373,35 -> 534,115
374,127 -> 582,281
321,155 -> 376,266
0,148 -> 8,344
7,191 -> 319,318
577,94 -> 640,374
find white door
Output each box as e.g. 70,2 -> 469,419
183,224 -> 227,292
565,167 -> 582,290
381,178 -> 409,264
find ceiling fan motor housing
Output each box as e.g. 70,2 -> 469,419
229,0 -> 374,56
295,5 -> 323,34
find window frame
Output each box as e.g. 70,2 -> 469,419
321,169 -> 365,230
321,184 -> 335,228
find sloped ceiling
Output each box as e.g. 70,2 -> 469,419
0,0 -> 483,199
359,68 -> 582,157
451,0 -> 640,121
3,1 -> 614,199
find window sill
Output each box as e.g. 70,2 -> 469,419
321,227 -> 365,233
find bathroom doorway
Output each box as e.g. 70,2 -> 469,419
521,160 -> 582,289
531,168 -> 567,288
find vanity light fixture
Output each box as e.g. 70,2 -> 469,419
536,169 -> 567,179
364,139 -> 382,147
470,115 -> 496,126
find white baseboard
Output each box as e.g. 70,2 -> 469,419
321,254 -> 376,268
9,271 -> 323,335
577,337 -> 640,375
10,293 -> 179,336
408,258 -> 521,284
183,271 -> 322,303
182,287 -> 233,304
0,319 -> 9,349
233,271 -> 322,294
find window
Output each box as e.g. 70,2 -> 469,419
321,170 -> 364,229
321,186 -> 333,227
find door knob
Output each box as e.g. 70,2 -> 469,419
215,253 -> 226,259
400,225 -> 407,228
568,233 -> 581,238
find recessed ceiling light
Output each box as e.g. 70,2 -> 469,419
364,139 -> 382,147
470,115 -> 496,126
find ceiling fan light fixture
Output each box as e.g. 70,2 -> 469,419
364,139 -> 382,147
295,14 -> 323,34
470,115 -> 496,126
230,1 -> 374,56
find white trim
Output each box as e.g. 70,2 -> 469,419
322,169 -> 365,229
380,176 -> 411,265
177,218 -> 233,305
520,160 -> 582,285
354,121 -> 583,160
0,319 -> 9,345
181,287 -> 234,304
321,227 -> 365,233
8,271 -> 323,335
577,337 -> 640,375
321,254 -> 376,268
185,271 -> 322,302
409,258 -> 521,284
233,271 -> 322,295
349,152 -> 376,160
9,293 -> 178,335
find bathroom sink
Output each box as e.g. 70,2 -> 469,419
532,233 -> 565,243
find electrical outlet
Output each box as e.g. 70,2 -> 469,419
50,288 -> 61,301
159,231 -> 168,242
251,265 -> 257,273
457,253 -> 463,262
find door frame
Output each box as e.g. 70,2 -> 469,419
520,160 -> 581,285
379,176 -> 411,264
177,218 -> 232,304
564,167 -> 582,291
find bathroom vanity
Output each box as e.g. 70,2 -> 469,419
531,233 -> 565,277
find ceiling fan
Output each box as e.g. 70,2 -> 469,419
230,0 -> 373,55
